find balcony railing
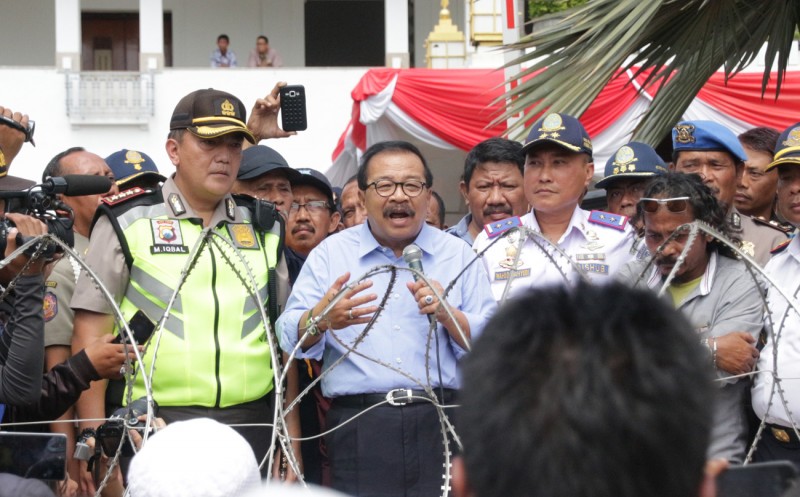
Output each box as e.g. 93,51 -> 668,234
65,72 -> 154,126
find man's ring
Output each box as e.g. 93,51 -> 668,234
348,309 -> 354,320
119,365 -> 127,376
424,295 -> 434,305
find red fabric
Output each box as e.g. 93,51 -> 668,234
333,67 -> 800,161
697,71 -> 800,130
391,69 -> 508,151
580,70 -> 642,136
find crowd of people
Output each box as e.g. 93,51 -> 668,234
0,82 -> 799,497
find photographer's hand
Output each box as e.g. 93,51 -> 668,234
83,334 -> 140,379
0,106 -> 29,167
245,81 -> 296,147
0,213 -> 48,282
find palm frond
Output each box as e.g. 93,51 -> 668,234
498,0 -> 800,144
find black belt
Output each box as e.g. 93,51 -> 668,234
334,388 -> 456,407
767,423 -> 800,444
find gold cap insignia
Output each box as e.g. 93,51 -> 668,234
674,124 -> 696,144
220,99 -> 236,117
540,113 -> 565,133
124,150 -> 145,171
783,127 -> 800,147
612,146 -> 638,174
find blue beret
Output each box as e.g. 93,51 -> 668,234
766,122 -> 800,171
672,120 -> 747,162
522,112 -> 592,158
595,142 -> 667,189
105,149 -> 166,186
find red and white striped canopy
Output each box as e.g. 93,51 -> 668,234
327,67 -> 800,185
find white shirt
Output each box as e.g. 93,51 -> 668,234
752,236 -> 800,426
473,208 -> 635,301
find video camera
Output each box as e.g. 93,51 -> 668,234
95,397 -> 158,458
0,174 -> 113,258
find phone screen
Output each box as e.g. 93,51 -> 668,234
716,461 -> 798,497
0,433 -> 66,480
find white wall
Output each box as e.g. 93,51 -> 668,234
0,0 -> 56,66
0,67 -> 366,182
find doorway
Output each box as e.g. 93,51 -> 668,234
81,12 -> 173,70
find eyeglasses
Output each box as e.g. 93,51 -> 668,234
289,200 -> 331,214
367,179 -> 427,198
639,197 -> 690,213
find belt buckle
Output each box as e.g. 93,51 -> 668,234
386,388 -> 413,406
771,426 -> 792,443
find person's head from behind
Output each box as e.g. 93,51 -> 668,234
454,281 -> 715,497
127,418 -> 260,497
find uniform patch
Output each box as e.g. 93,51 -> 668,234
228,224 -> 258,249
102,187 -> 146,206
484,216 -> 522,239
225,198 -> 236,220
740,240 -> 755,257
588,210 -> 628,231
150,219 -> 189,254
43,291 -> 58,322
577,262 -> 609,274
494,268 -> 531,281
45,280 -> 58,288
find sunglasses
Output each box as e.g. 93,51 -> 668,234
639,197 -> 690,213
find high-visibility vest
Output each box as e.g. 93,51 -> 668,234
101,190 -> 282,407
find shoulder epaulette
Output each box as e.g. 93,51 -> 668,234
101,186 -> 150,206
588,210 -> 628,231
771,239 -> 792,255
484,216 -> 522,239
752,215 -> 794,234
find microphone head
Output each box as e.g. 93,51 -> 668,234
61,175 -> 114,196
402,244 -> 422,265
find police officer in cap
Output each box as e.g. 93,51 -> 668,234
752,122 -> 800,469
672,120 -> 788,266
474,112 -> 635,301
71,87 -> 299,493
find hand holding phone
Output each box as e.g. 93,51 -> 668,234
112,310 -> 156,345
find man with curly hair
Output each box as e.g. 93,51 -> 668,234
617,172 -> 763,463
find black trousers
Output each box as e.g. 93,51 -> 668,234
158,394 -> 276,478
326,401 -> 449,497
753,424 -> 800,472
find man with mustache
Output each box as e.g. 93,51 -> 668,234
672,120 -> 788,265
285,168 -> 341,280
278,140 -> 495,497
447,137 -> 527,245
473,113 -> 635,301
617,172 -> 762,463
751,122 -> 800,469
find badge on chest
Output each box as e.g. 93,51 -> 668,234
150,219 -> 189,254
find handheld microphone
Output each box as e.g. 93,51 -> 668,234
42,175 -> 113,197
402,244 -> 436,326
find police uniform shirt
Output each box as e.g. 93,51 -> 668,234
730,208 -> 789,267
44,232 -> 88,347
472,208 -> 635,301
70,177 -> 289,314
752,235 -> 800,428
